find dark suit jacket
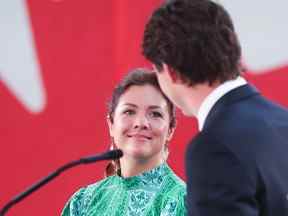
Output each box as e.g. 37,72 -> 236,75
186,84 -> 288,216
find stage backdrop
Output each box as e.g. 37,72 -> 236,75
1,0 -> 287,215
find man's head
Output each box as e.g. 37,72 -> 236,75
142,0 -> 242,86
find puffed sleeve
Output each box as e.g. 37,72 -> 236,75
61,187 -> 87,216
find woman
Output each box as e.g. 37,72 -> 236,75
61,68 -> 186,216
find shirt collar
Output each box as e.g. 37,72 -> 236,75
197,76 -> 247,131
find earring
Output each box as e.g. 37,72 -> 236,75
163,142 -> 169,162
110,136 -> 117,150
105,137 -> 121,177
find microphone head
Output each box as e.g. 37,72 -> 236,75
108,149 -> 123,159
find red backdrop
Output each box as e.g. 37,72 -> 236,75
1,1 -> 287,215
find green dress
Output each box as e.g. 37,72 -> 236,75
61,163 -> 186,216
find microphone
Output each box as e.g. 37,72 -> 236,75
79,149 -> 123,163
0,149 -> 123,216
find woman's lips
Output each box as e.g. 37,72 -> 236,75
127,133 -> 152,140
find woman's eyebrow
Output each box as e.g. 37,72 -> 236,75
121,103 -> 165,110
121,103 -> 137,108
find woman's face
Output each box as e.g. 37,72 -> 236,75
108,85 -> 173,161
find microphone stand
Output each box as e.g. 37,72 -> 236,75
0,149 -> 122,215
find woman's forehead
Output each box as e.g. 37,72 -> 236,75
117,85 -> 168,109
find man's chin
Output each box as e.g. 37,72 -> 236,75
181,107 -> 195,117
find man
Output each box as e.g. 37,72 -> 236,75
142,0 -> 288,215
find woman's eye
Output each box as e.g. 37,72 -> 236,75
150,111 -> 163,118
123,110 -> 135,115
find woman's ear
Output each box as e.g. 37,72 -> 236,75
106,116 -> 114,137
166,126 -> 175,142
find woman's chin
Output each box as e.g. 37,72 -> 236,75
124,148 -> 149,160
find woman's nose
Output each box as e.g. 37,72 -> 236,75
133,115 -> 150,129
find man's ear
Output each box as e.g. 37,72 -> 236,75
162,63 -> 179,83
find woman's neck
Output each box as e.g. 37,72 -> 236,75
119,155 -> 163,178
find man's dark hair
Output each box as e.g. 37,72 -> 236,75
142,0 -> 242,86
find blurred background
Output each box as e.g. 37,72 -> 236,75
1,0 -> 287,215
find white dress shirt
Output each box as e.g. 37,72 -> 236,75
197,76 -> 247,131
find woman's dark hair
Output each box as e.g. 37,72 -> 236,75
142,0 -> 242,86
105,68 -> 176,176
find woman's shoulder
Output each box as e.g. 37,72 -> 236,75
154,165 -> 187,216
86,175 -> 116,190
61,176 -> 117,216
164,164 -> 186,190
75,175 -> 119,200
156,164 -> 186,202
